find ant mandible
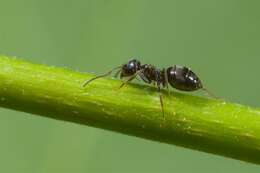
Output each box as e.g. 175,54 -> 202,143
82,59 -> 213,117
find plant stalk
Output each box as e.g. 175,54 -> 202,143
0,56 -> 260,164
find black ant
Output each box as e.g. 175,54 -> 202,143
82,59 -> 213,117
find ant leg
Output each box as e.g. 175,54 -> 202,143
114,69 -> 122,78
201,88 -> 218,99
119,70 -> 143,89
138,72 -> 150,83
163,68 -> 170,95
155,69 -> 165,118
82,66 -> 122,87
120,70 -> 140,83
119,73 -> 138,89
135,76 -> 141,82
158,86 -> 165,118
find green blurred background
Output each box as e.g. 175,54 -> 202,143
0,0 -> 260,172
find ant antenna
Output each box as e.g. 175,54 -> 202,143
82,66 -> 122,87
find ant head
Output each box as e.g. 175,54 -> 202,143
167,66 -> 202,91
120,59 -> 141,78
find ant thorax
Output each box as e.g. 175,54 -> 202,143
139,64 -> 157,84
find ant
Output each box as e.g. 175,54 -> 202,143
82,59 -> 213,118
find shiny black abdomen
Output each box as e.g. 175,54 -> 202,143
166,65 -> 202,91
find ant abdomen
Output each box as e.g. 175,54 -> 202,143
167,65 -> 202,91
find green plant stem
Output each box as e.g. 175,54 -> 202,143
0,56 -> 260,164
